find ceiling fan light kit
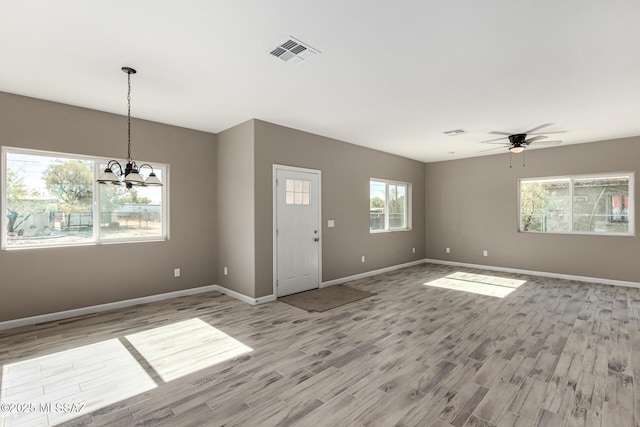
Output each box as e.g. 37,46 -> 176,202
477,123 -> 567,167
479,124 -> 565,153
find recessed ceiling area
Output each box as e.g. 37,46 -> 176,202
2,1 -> 639,163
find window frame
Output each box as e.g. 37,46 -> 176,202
518,172 -> 634,236
369,178 -> 412,233
2,146 -> 169,250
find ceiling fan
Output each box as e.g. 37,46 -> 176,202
479,123 -> 565,153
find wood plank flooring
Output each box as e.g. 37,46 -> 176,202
1,263 -> 639,426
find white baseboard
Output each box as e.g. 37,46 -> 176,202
8,258 -> 628,332
321,259 -> 426,287
212,285 -> 276,305
0,285 -> 218,332
217,259 -> 425,303
256,294 -> 277,304
424,258 -> 640,289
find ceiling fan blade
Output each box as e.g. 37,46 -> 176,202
527,130 -> 567,135
531,140 -> 563,145
523,123 -> 553,134
524,135 -> 548,144
479,146 -> 508,152
482,142 -> 512,145
488,131 -> 513,136
479,136 -> 508,143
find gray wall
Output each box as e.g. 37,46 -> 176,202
4,91 -> 637,322
215,120 -> 256,298
424,136 -> 639,283
254,120 -> 425,298
0,92 -> 217,321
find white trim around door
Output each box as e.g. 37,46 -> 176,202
273,164 -> 322,298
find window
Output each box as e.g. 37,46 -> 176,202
2,147 -> 167,249
285,179 -> 310,205
370,179 -> 411,232
519,173 -> 633,235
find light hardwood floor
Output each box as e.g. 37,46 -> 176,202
1,263 -> 638,426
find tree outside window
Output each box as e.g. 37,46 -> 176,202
3,148 -> 167,248
370,179 -> 410,232
519,174 -> 632,235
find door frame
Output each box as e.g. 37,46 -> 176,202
272,164 -> 323,298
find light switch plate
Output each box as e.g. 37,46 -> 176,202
328,220 -> 335,228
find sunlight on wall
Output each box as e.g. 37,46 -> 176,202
0,339 -> 157,427
424,271 -> 527,298
125,318 -> 253,382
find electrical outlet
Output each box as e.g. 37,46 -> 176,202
412,247 -> 416,253
224,267 -> 228,276
174,268 -> 181,277
446,247 -> 450,253
361,256 -> 365,263
328,220 -> 335,228
483,250 -> 488,257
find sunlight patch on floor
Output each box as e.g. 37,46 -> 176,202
125,318 -> 253,382
424,272 -> 527,298
0,339 -> 157,427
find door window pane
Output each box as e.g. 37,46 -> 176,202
285,179 -> 310,206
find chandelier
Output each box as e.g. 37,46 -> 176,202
97,67 -> 162,189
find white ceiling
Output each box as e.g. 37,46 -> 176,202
2,1 -> 640,163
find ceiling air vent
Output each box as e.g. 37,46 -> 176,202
270,37 -> 320,65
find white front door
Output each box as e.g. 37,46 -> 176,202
274,166 -> 321,297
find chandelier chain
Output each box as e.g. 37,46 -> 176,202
127,70 -> 132,163
97,66 -> 162,188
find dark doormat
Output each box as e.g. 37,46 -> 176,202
279,285 -> 376,312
